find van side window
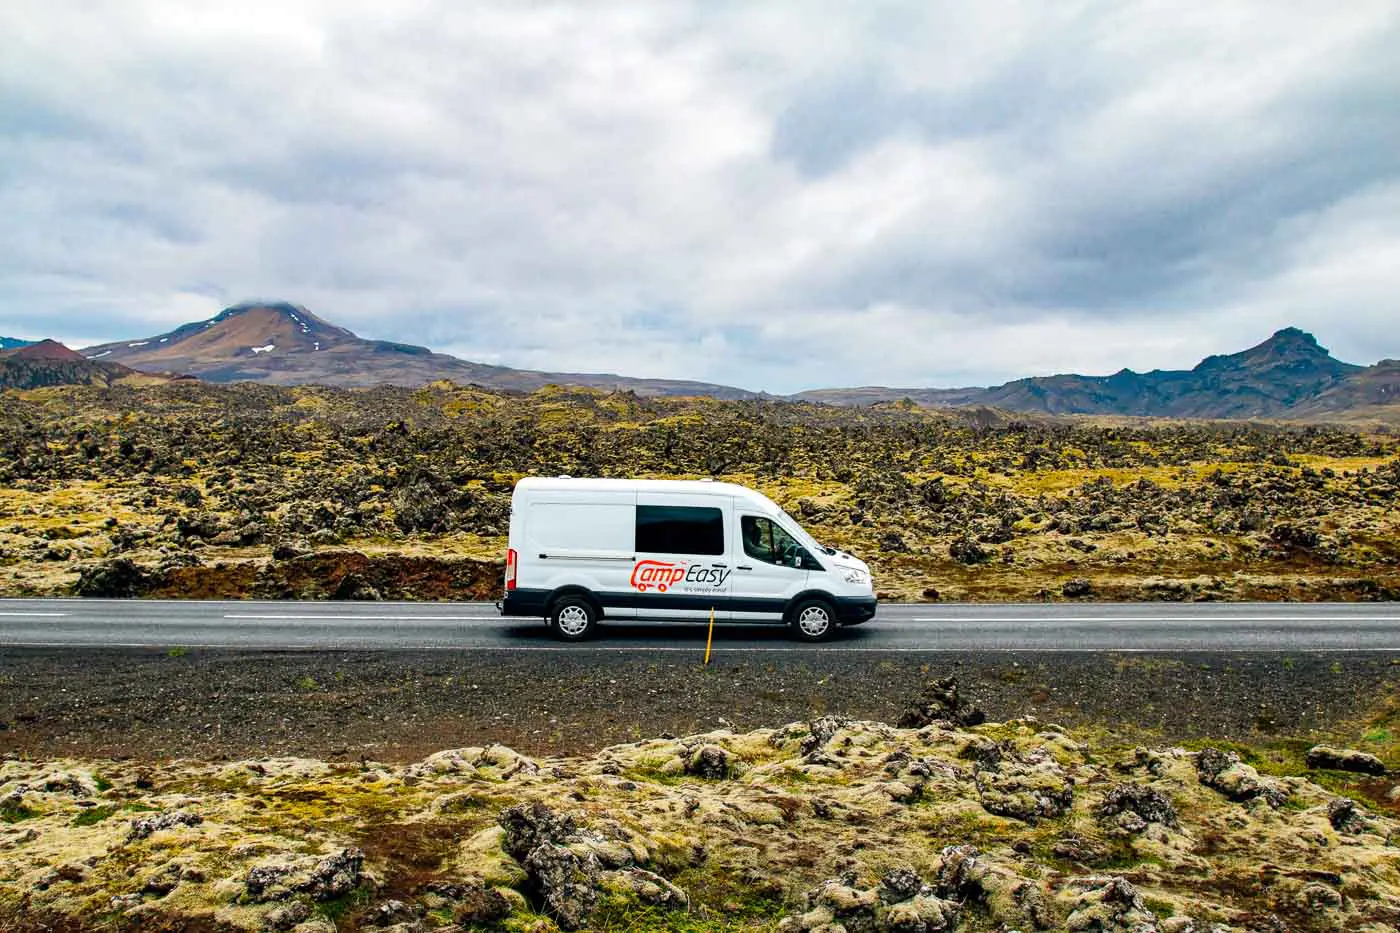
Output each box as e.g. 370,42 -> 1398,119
636,505 -> 724,556
741,515 -> 816,569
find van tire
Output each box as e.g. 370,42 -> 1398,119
788,597 -> 836,642
548,595 -> 598,641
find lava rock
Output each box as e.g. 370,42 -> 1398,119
1307,745 -> 1388,776
949,537 -> 992,565
127,810 -> 202,842
1063,876 -> 1157,932
73,558 -> 148,598
685,744 -> 734,780
1195,748 -> 1289,809
974,750 -> 1074,823
1061,578 -> 1093,598
898,677 -> 986,728
525,842 -> 600,931
1095,783 -> 1179,830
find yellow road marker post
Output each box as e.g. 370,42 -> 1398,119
704,607 -> 715,666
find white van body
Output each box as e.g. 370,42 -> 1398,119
499,478 -> 877,640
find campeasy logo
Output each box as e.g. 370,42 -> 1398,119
630,560 -> 731,593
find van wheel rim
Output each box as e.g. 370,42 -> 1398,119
798,606 -> 830,637
557,605 -> 590,636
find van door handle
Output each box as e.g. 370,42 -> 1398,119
736,565 -> 754,572
712,563 -> 728,568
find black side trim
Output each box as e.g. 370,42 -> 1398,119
501,588 -> 551,617
503,588 -> 877,624
597,591 -> 787,614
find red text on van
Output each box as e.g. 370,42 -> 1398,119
631,560 -> 688,592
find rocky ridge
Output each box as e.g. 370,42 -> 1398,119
798,328 -> 1400,422
2,689 -> 1399,932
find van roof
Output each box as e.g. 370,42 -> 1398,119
513,477 -> 779,511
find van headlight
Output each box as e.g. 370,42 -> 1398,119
843,568 -> 870,585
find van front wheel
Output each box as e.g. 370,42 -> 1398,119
548,595 -> 598,641
789,598 -> 836,642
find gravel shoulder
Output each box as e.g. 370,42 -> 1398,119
2,647 -> 1395,762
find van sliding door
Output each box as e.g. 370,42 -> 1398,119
630,496 -> 733,623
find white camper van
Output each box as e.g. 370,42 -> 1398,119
499,477 -> 877,641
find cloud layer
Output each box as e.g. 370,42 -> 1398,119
2,1 -> 1398,392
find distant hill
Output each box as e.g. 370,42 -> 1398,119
0,337 -> 34,351
797,328 -> 1386,420
80,302 -> 763,399
0,339 -> 186,390
1281,359 -> 1400,422
2,339 -> 89,363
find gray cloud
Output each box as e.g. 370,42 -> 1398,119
1,0 -> 1398,392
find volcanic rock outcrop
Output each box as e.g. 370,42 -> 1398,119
3,712 -> 1399,932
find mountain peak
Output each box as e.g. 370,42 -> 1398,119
1263,326 -> 1321,349
1193,326 -> 1352,377
1,339 -> 86,362
82,301 -> 362,368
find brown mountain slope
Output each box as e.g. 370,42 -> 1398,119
1283,359 -> 1400,423
0,340 -> 191,390
0,344 -> 133,390
82,302 -> 762,398
0,338 -> 88,362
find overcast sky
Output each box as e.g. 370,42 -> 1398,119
2,1 -> 1398,392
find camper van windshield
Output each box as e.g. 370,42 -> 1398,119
777,510 -> 831,557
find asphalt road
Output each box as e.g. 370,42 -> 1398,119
0,599 -> 1397,651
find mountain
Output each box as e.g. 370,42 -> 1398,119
0,338 -> 88,363
0,339 -> 184,390
1282,358 -> 1400,421
0,337 -> 34,351
798,328 -> 1374,420
60,304 -> 1399,421
81,301 -> 762,398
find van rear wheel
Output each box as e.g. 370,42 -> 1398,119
548,595 -> 598,641
789,598 -> 836,642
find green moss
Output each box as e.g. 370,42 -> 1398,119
311,882 -> 375,922
0,803 -> 37,823
498,911 -> 558,933
1175,737 -> 1311,778
623,756 -> 690,787
72,804 -> 120,826
591,900 -> 785,932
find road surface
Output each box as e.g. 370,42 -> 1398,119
0,599 -> 1397,651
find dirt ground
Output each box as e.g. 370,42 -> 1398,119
1,647 -> 1394,762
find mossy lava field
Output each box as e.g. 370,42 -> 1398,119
0,380 -> 1398,602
